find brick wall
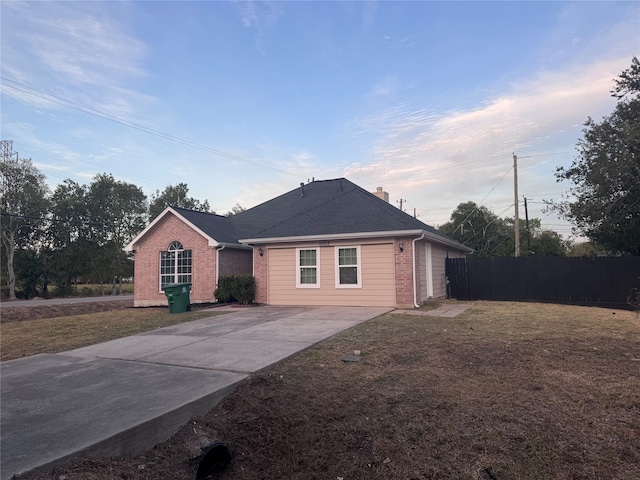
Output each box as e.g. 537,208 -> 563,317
394,237 -> 415,308
218,248 -> 253,276
253,245 -> 268,304
132,213 -> 217,307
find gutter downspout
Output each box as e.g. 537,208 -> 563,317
412,233 -> 425,308
215,245 -> 226,299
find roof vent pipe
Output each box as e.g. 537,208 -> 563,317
339,180 -> 343,192
300,182 -> 305,197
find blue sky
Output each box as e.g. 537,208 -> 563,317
2,1 -> 638,240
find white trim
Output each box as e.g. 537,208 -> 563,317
125,206 -> 219,252
425,242 -> 434,298
240,229 -> 422,244
158,245 -> 192,292
334,246 -> 362,288
239,229 -> 472,252
412,234 -> 425,308
215,244 -> 226,290
296,247 -> 320,288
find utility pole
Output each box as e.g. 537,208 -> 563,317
396,198 -> 406,212
524,196 -> 531,254
1,140 -> 18,161
513,153 -> 520,257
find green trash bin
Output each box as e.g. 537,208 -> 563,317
162,283 -> 191,313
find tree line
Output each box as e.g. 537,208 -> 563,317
0,166 -> 221,300
438,201 -> 570,257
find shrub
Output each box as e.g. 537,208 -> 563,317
214,274 -> 256,305
234,275 -> 256,305
214,275 -> 237,303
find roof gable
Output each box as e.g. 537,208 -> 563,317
124,206 -> 238,251
170,206 -> 240,244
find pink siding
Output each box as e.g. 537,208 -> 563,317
131,213 -> 217,307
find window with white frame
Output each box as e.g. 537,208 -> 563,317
335,246 -> 361,288
297,248 -> 320,287
160,241 -> 192,290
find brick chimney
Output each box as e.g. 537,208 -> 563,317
373,187 -> 389,202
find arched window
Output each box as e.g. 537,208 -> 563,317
159,241 -> 192,289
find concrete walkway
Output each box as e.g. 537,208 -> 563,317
390,303 -> 473,318
0,305 -> 391,480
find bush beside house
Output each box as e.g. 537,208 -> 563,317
215,275 -> 256,305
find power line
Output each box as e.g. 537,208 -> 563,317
452,163 -> 514,234
1,77 -> 299,176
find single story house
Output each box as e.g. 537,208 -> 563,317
125,178 -> 472,308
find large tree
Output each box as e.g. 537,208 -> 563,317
439,202 -> 514,256
0,154 -> 50,299
86,174 -> 147,293
553,57 -> 640,255
440,202 -> 568,256
47,179 -> 93,294
149,183 -> 211,220
48,174 -> 147,294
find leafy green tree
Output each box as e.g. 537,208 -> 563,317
567,241 -> 607,257
87,174 -> 146,293
441,202 -> 568,256
225,203 -> 246,217
0,155 -> 50,299
439,202 -> 513,256
47,180 -> 92,294
504,217 -> 568,256
48,174 -> 147,294
88,174 -> 148,245
553,57 -> 640,255
14,249 -> 45,299
149,183 -> 211,220
530,231 -> 568,256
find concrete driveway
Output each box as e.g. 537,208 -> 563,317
0,305 -> 391,480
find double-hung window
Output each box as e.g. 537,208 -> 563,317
335,246 -> 361,288
296,248 -> 320,287
160,241 -> 192,290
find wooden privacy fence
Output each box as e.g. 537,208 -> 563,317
446,256 -> 640,309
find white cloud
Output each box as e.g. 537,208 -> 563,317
231,1 -> 283,56
1,1 -> 152,118
340,57 -> 629,228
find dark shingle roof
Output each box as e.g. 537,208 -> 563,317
229,178 -> 469,250
166,179 -> 469,251
170,206 -> 241,244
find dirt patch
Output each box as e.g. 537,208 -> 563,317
0,300 -> 135,323
19,302 -> 640,480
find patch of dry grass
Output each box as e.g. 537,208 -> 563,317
21,302 -> 640,480
0,308 -> 226,361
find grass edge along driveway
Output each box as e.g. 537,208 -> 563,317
0,308 -> 226,361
